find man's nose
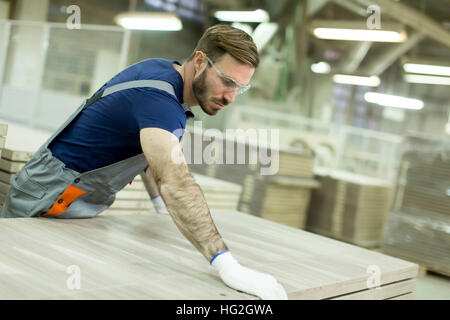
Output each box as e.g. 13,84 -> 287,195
224,90 -> 238,104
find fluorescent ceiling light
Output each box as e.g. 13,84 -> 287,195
403,63 -> 450,77
252,22 -> 279,51
313,28 -> 406,42
214,9 -> 269,23
382,107 -> 405,122
404,74 -> 450,86
115,12 -> 182,31
311,62 -> 330,74
364,92 -> 424,110
231,22 -> 253,35
333,74 -> 380,86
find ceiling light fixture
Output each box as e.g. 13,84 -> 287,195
364,92 -> 424,110
403,63 -> 450,77
214,9 -> 269,23
313,28 -> 406,42
310,20 -> 407,42
311,62 -> 331,74
333,74 -> 380,86
404,74 -> 450,86
115,12 -> 182,31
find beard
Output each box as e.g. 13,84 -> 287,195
192,70 -> 227,116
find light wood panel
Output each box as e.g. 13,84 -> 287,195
0,211 -> 418,299
329,279 -> 415,300
0,158 -> 24,173
0,149 -> 33,162
388,293 -> 415,300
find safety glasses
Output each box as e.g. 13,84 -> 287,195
206,56 -> 251,95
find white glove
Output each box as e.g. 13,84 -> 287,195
211,251 -> 288,300
151,195 -> 169,215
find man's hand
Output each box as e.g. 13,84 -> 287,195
211,251 -> 288,300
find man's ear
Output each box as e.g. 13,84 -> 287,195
193,51 -> 206,74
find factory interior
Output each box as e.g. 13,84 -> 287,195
0,0 -> 449,301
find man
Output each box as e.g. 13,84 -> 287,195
1,24 -> 287,300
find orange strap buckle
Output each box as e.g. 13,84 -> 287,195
42,185 -> 87,217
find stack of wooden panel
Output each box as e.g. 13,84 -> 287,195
306,168 -> 393,248
381,135 -> 450,276
185,129 -> 318,229
239,175 -> 320,229
0,148 -> 34,210
0,211 -> 419,299
104,173 -> 243,215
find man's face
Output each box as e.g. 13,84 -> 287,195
193,53 -> 255,115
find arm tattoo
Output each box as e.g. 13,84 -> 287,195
150,159 -> 228,262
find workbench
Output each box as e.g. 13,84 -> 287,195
0,211 -> 418,299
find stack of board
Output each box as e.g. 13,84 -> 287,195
0,148 -> 34,211
381,135 -> 450,276
306,168 -> 393,248
104,173 -> 243,215
239,175 -> 320,229
0,211 -> 419,299
184,129 -> 318,229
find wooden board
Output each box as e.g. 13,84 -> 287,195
0,137 -> 5,149
0,148 -> 33,162
0,211 -> 418,299
0,170 -> 14,184
388,292 -> 415,300
329,278 -> 415,300
0,181 -> 9,195
0,158 -> 24,174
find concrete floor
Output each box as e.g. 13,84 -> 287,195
415,272 -> 450,300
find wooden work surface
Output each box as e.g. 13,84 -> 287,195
0,211 -> 418,300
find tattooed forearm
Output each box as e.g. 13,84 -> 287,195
140,127 -> 228,262
151,162 -> 228,262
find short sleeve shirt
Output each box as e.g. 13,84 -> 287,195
48,58 -> 193,173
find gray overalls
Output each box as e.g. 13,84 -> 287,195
0,80 -> 193,218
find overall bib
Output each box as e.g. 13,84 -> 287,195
1,80 -> 192,218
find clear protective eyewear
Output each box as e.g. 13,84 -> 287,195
206,56 -> 251,95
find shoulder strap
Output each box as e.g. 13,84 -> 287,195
84,80 -> 177,108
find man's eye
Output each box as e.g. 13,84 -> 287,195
222,78 -> 236,87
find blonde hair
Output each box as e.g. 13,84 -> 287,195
189,24 -> 259,68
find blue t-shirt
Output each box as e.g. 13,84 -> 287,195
49,58 -> 193,173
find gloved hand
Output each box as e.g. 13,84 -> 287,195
150,195 -> 169,215
211,250 -> 288,300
